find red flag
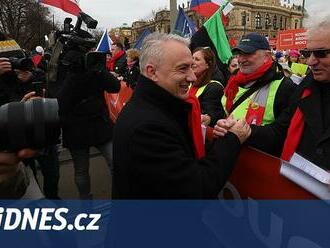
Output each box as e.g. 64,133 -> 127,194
221,13 -> 229,27
39,0 -> 81,16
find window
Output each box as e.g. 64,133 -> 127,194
280,16 -> 283,30
265,13 -> 270,29
295,19 -> 299,29
273,15 -> 277,29
256,12 -> 261,29
241,11 -> 247,26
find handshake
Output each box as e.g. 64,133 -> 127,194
213,115 -> 251,144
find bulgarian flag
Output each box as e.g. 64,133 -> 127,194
38,0 -> 81,16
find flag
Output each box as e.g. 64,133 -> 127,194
190,0 -> 224,18
96,30 -> 112,52
39,0 -> 81,16
134,29 -> 152,50
173,7 -> 197,38
191,0 -> 234,28
191,10 -> 232,65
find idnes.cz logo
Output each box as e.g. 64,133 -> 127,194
0,207 -> 101,231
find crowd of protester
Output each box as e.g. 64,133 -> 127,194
0,9 -> 330,200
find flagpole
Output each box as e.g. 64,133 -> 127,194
301,0 -> 306,28
170,0 -> 178,33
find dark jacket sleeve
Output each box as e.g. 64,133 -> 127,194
128,122 -> 241,199
97,70 -> 121,93
200,82 -> 224,127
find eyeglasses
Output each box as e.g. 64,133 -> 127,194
300,49 -> 330,59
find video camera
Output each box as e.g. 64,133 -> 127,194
8,57 -> 34,71
47,12 -> 107,85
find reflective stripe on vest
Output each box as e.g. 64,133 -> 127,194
195,80 -> 224,98
221,79 -> 283,125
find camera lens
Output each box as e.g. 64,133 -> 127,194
0,98 -> 60,151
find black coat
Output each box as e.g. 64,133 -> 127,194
112,75 -> 241,199
198,81 -> 224,127
58,70 -> 120,148
113,53 -> 127,77
248,73 -> 330,170
124,60 -> 140,89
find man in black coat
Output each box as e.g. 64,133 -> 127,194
112,33 -> 251,199
57,50 -> 120,199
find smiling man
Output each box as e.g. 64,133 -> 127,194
244,16 -> 330,170
112,33 -> 251,199
220,32 -> 295,126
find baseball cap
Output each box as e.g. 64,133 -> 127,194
232,33 -> 270,54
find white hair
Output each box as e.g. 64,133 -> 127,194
304,8 -> 330,38
139,33 -> 190,73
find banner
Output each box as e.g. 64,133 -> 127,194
222,146 -> 316,199
268,37 -> 277,49
104,81 -> 133,122
277,29 -> 307,51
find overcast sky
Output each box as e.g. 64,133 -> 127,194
48,0 -> 324,30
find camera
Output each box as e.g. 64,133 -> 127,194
0,98 -> 60,151
8,57 -> 34,71
47,12 -> 103,93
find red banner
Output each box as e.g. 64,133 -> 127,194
277,29 -> 307,51
268,38 -> 277,49
104,81 -> 133,122
222,146 -> 316,200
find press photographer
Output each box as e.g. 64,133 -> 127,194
48,12 -> 120,199
0,34 -> 60,199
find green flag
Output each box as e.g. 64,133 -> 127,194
203,11 -> 232,64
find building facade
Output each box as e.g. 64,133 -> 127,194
227,0 -> 304,42
130,0 -> 304,45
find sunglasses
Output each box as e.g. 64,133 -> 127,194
300,48 -> 330,59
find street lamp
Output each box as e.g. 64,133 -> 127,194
242,11 -> 249,37
170,0 -> 178,32
301,0 -> 306,28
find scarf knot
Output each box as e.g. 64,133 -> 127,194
224,60 -> 273,113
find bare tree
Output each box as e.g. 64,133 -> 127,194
0,0 -> 54,50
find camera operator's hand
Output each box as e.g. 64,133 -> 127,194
15,69 -> 33,83
0,149 -> 36,182
20,91 -> 44,102
0,57 -> 12,75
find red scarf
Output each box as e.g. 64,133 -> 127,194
32,54 -> 42,67
185,93 -> 205,159
107,50 -> 125,71
189,85 -> 199,97
224,59 -> 273,113
281,89 -> 311,161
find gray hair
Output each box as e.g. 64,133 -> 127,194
304,9 -> 330,38
139,33 -> 190,73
